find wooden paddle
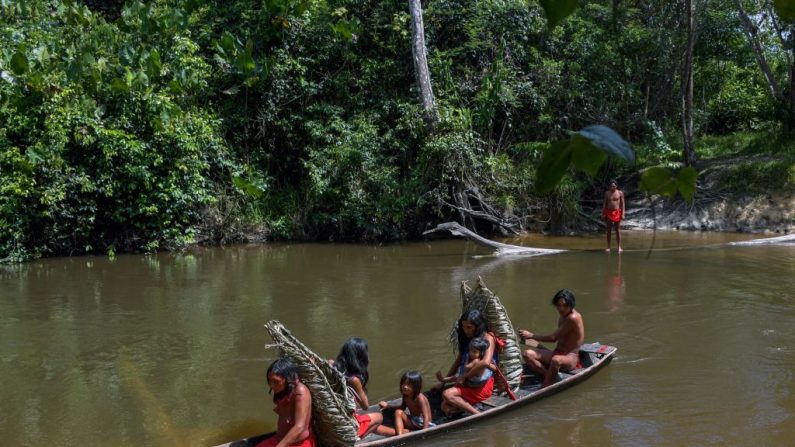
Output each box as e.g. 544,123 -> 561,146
491,362 -> 517,401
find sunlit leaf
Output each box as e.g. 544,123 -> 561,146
26,147 -> 44,165
639,167 -> 677,197
774,0 -> 795,21
539,0 -> 579,28
535,140 -> 573,193
10,52 -> 29,75
233,175 -> 265,198
110,77 -> 129,93
235,51 -> 255,74
577,125 -> 635,163
147,50 -> 162,77
677,166 -> 697,204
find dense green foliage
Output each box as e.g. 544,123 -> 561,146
1,0 -> 793,261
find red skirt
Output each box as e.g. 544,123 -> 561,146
602,208 -> 622,223
255,433 -> 316,447
355,413 -> 372,438
455,376 -> 494,404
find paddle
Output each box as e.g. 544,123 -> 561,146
491,362 -> 517,401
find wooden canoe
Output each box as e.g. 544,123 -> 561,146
215,342 -> 616,447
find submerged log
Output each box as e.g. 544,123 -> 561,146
728,234 -> 795,246
423,222 -> 566,256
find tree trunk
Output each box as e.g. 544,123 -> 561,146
682,0 -> 697,166
408,0 -> 439,130
734,0 -> 783,102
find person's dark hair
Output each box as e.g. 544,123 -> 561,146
335,337 -> 370,388
552,289 -> 576,309
456,309 -> 487,354
400,370 -> 423,399
469,336 -> 489,358
267,358 -> 298,397
609,179 -> 618,186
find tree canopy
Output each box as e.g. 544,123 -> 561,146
1,0 -> 793,261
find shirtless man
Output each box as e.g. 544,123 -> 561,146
602,180 -> 625,252
518,289 -> 585,388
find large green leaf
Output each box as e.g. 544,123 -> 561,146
10,52 -> 29,75
639,167 -> 678,197
570,134 -> 608,177
539,0 -> 579,28
535,140 -> 573,193
677,166 -> 697,204
774,0 -> 795,21
577,125 -> 635,163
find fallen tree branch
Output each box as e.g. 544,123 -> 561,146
423,222 -> 566,256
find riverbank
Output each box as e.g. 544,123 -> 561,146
622,191 -> 794,234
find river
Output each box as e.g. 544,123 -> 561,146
1,231 -> 793,446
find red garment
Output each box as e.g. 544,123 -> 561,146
354,413 -> 372,438
255,433 -> 317,447
552,349 -> 582,369
602,208 -> 622,223
455,376 -> 494,404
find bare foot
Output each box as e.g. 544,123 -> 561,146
605,248 -> 611,252
618,247 -> 623,252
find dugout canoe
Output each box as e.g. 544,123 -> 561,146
216,342 -> 616,447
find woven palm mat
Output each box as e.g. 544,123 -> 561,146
451,277 -> 523,391
265,320 -> 359,447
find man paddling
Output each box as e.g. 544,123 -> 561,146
602,180 -> 625,252
518,289 -> 584,388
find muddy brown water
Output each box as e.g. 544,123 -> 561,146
1,231 -> 793,446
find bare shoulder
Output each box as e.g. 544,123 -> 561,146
566,310 -> 583,324
295,382 -> 311,398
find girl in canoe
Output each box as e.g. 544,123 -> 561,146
437,310 -> 497,416
332,337 -> 383,438
377,370 -> 433,435
256,358 -> 316,447
436,336 -> 493,386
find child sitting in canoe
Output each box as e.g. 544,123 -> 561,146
436,336 -> 496,416
331,337 -> 383,437
377,370 -> 434,436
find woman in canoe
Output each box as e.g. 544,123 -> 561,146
256,358 -> 316,447
332,337 -> 383,437
437,309 -> 497,416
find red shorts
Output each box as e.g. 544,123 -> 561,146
602,208 -> 622,223
455,376 -> 494,404
355,413 -> 371,437
255,433 -> 316,447
553,349 -> 582,369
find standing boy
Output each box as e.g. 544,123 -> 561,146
602,180 -> 625,252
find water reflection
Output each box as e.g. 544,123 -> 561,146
605,253 -> 625,313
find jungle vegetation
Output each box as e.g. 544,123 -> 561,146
2,0 -> 794,261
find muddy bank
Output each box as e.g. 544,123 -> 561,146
621,192 -> 794,234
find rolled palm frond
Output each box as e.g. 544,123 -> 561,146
449,277 -> 524,392
265,320 -> 359,447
